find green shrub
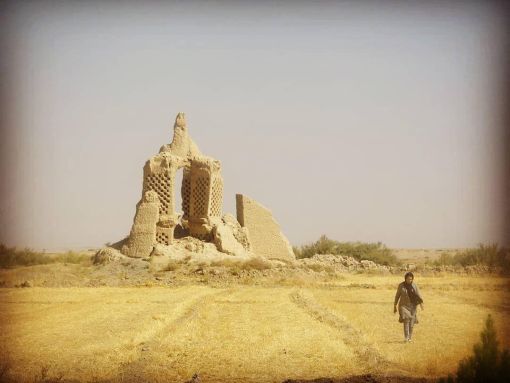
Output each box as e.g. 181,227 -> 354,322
455,244 -> 499,267
439,314 -> 510,383
430,244 -> 509,271
294,235 -> 399,266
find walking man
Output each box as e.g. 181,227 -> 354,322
394,272 -> 424,342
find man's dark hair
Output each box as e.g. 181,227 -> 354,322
404,272 -> 414,280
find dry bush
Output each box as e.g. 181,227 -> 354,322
305,263 -> 326,272
53,251 -> 92,265
429,244 -> 510,272
194,261 -> 208,269
304,263 -> 336,275
210,258 -> 238,268
0,245 -> 50,268
274,275 -> 308,287
0,244 -> 91,268
163,259 -> 183,272
354,268 -> 390,276
347,283 -> 376,289
238,257 -> 272,271
211,257 -> 272,271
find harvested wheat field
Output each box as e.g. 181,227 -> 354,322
0,274 -> 508,383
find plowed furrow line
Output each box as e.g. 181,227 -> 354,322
117,289 -> 230,382
289,290 -> 406,374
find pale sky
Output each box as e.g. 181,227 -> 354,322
0,1 -> 508,250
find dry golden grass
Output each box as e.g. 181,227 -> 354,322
0,274 -> 508,382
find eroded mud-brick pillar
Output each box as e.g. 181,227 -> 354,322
121,190 -> 160,258
188,157 -> 223,240
142,154 -> 186,245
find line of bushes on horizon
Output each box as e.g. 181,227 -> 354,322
293,235 -> 400,266
428,244 -> 510,272
0,244 -> 91,268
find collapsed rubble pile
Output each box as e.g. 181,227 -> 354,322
297,253 -> 391,272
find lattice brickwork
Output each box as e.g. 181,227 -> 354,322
156,226 -> 173,245
156,232 -> 170,245
146,173 -> 172,215
210,177 -> 223,217
191,176 -> 210,217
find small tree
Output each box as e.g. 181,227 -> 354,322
440,315 -> 510,383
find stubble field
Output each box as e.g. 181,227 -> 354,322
1,274 -> 509,383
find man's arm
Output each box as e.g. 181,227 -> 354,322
393,284 -> 401,313
413,283 -> 423,300
414,283 -> 424,310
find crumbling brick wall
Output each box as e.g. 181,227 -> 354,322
236,194 -> 295,262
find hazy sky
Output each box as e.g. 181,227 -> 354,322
0,1 -> 508,250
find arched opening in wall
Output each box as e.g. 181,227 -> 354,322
175,167 -> 183,215
174,167 -> 189,239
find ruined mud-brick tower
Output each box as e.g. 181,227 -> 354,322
120,112 -> 295,262
121,113 -> 225,256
